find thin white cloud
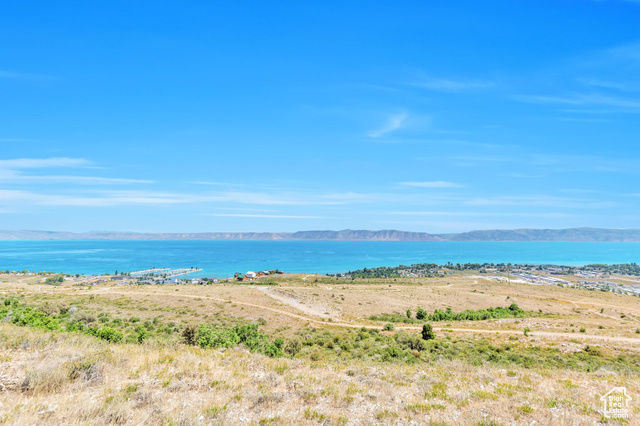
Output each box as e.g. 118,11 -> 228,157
0,190 -> 208,207
0,189 -> 388,209
557,117 -> 612,123
0,174 -> 152,185
0,158 -> 152,186
206,190 -> 390,206
191,181 -> 230,186
207,213 -> 326,219
316,192 -> 383,203
390,211 -> 475,216
389,211 -> 572,218
367,113 -> 407,138
412,75 -> 494,92
400,181 -> 464,188
516,93 -> 640,109
576,78 -> 629,91
0,157 -> 90,169
206,191 -> 334,205
466,195 -> 615,209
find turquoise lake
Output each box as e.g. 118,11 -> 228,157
1,241 -> 640,278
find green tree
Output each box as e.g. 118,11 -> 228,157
406,309 -> 412,319
421,323 -> 436,340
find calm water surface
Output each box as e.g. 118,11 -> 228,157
0,240 -> 639,278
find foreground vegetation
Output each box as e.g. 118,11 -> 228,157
3,298 -> 638,376
5,322 -> 636,425
1,271 -> 639,424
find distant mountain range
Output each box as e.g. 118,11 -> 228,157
1,228 -> 640,242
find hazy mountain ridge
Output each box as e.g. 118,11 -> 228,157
289,229 -> 443,241
1,228 -> 640,242
442,227 -> 640,242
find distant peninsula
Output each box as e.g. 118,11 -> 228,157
1,227 -> 640,242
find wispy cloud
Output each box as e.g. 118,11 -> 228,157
0,190 -> 198,207
207,213 -> 326,219
367,112 -> 408,138
399,181 -> 464,188
0,174 -> 153,185
412,75 -> 494,92
0,157 -> 152,185
466,195 -> 615,209
556,117 -> 612,123
0,189 -> 388,209
204,191 -> 390,206
576,78 -> 630,91
191,181 -> 231,186
512,41 -> 640,115
389,210 -> 573,218
0,157 -> 91,169
515,93 -> 640,110
389,211 -> 475,216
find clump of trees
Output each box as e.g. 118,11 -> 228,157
370,304 -> 527,323
44,274 -> 64,285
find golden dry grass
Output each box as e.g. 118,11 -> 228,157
1,272 -> 640,424
2,324 -> 639,425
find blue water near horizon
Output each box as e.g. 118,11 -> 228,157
0,240 -> 639,278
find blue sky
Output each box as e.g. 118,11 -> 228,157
1,1 -> 640,233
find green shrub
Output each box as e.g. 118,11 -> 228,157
191,323 -> 283,357
135,326 -> 149,343
284,338 -> 302,356
44,274 -> 64,285
416,307 -> 427,320
422,323 -> 436,340
66,320 -> 86,332
383,323 -> 395,331
90,327 -> 123,343
182,325 -> 197,345
395,332 -> 426,351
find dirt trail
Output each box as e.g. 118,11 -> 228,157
77,287 -> 640,345
254,286 -> 332,318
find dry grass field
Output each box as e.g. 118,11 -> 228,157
1,272 -> 640,425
